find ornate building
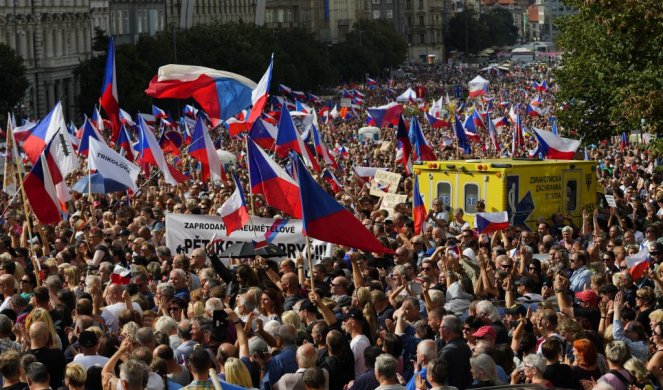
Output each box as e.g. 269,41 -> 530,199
0,0 -> 92,119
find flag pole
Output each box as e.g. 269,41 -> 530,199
305,236 -> 315,291
245,136 -> 256,215
14,141 -> 39,286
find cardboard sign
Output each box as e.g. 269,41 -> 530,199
380,193 -> 408,215
369,170 -> 401,196
605,195 -> 617,208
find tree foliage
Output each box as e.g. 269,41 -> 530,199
74,21 -> 406,117
445,7 -> 518,54
0,43 -> 29,115
554,0 -> 663,142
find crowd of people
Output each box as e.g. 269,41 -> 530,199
0,61 -> 660,390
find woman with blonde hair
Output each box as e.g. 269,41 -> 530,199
281,310 -> 303,331
187,301 -> 205,319
64,363 -> 86,390
352,286 -> 378,341
60,264 -> 80,292
24,308 -> 61,349
225,357 -> 257,389
624,357 -> 654,390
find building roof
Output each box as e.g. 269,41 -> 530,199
528,5 -> 539,22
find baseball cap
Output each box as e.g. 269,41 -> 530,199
471,325 -> 496,339
504,304 -> 527,316
575,290 -> 598,306
340,308 -> 365,323
79,330 -> 98,348
299,300 -> 318,313
515,276 -> 536,289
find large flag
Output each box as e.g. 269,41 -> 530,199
531,128 -> 580,160
247,137 -> 302,218
453,114 -> 471,154
78,119 -> 107,157
116,125 -> 134,162
189,116 -> 225,182
88,137 -> 140,192
145,65 -> 257,123
3,115 -> 19,195
23,137 -> 61,224
413,175 -> 427,235
100,37 -> 120,141
218,173 -> 251,235
396,116 -> 412,175
22,102 -> 67,163
409,117 -> 436,161
367,102 -> 403,128
248,54 -> 274,126
476,212 -> 509,234
135,115 -> 186,186
275,106 -> 320,172
311,124 -> 336,168
322,168 -> 343,193
295,157 -> 392,253
248,118 -> 277,149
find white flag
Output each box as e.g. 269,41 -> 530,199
88,137 -> 140,192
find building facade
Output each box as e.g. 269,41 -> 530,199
535,0 -> 573,42
109,0 -> 166,45
0,0 -> 92,119
403,0 -> 445,63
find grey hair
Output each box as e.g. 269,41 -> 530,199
475,300 -> 501,322
156,283 -> 175,301
523,353 -> 546,373
375,354 -> 398,380
154,316 -> 177,335
605,340 -> 629,365
470,353 -> 500,383
204,297 -> 224,313
135,327 -> 155,346
417,339 -> 437,362
119,359 -> 149,389
441,315 -> 463,335
276,324 -> 297,346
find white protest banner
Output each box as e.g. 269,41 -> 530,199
166,214 -> 329,261
380,193 -> 408,215
605,195 -> 617,208
89,137 -> 140,191
369,170 -> 401,197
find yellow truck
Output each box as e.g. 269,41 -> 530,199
414,159 -> 598,230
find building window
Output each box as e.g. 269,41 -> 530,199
405,0 -> 410,10
407,16 -> 411,26
372,10 -> 381,19
386,0 -> 392,3
419,33 -> 425,43
419,0 -> 423,9
419,16 -> 424,25
371,0 -> 380,3
386,9 -> 393,18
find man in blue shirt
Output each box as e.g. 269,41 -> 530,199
406,340 -> 436,390
262,324 -> 298,390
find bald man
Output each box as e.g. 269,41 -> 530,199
0,274 -> 16,311
274,343 -> 329,390
101,284 -> 144,334
280,272 -> 303,311
28,321 -> 66,389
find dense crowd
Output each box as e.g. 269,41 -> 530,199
0,62 -> 660,390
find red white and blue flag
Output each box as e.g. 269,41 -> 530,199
135,115 -> 186,185
274,106 -> 320,172
367,102 -> 403,128
145,64 -> 256,124
218,173 -> 251,235
22,102 -> 68,163
78,118 -> 107,157
295,157 -> 392,253
248,118 -> 277,149
23,137 -> 62,224
409,117 -> 436,161
189,116 -> 226,182
248,54 -> 273,126
627,249 -> 649,280
531,127 -> 580,160
396,116 -> 412,175
487,113 -> 501,152
413,175 -> 427,235
116,125 -> 134,162
100,37 -> 120,141
476,212 -> 509,234
322,168 -> 343,193
311,124 -> 337,168
247,137 -> 302,218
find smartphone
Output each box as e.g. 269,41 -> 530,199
213,310 -> 228,328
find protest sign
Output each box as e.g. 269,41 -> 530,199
165,214 -> 329,262
380,193 -> 408,215
369,170 -> 401,196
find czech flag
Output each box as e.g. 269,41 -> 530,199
312,124 -> 337,168
152,105 -> 168,119
248,54 -> 273,126
492,116 -> 509,128
248,118 -> 277,149
111,265 -> 131,285
454,114 -> 472,155
226,117 -> 249,137
396,116 -> 412,175
189,116 -> 225,182
135,115 -> 186,186
367,102 -> 403,128
366,77 -> 377,86
413,175 -> 427,235
471,110 -> 487,131
159,129 -> 183,157
145,64 -> 256,123
23,137 -> 62,224
533,80 -> 548,92
278,84 -> 292,95
476,212 -> 509,234
116,125 -> 134,162
425,112 -> 449,129
275,106 -> 320,172
99,37 -> 120,141
525,104 -> 547,117
119,109 -> 135,127
295,157 -> 392,254
409,117 -> 436,161
247,137 -> 302,218
78,118 -> 107,157
487,113 -> 501,152
218,173 -> 251,235
531,127 -> 580,160
322,168 -> 343,193
621,132 -> 628,150
91,104 -> 106,132
23,102 -> 67,163
353,166 -> 388,184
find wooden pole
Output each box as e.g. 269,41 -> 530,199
305,236 -> 315,291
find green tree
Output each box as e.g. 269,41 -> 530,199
480,8 -> 518,47
555,0 -> 663,142
445,8 -> 488,54
0,43 -> 29,115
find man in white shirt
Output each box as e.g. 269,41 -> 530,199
342,308 -> 370,378
102,283 -> 144,333
73,330 -> 109,369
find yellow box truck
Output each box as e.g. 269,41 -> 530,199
414,159 -> 598,230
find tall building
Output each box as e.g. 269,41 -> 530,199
0,0 -> 93,119
535,0 -> 573,42
109,0 -> 166,45
403,0 -> 445,63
